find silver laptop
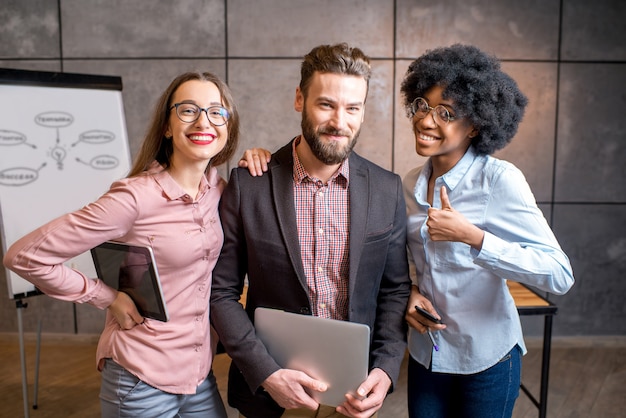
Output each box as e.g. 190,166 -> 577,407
90,241 -> 169,322
254,307 -> 370,407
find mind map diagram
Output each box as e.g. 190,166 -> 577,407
0,111 -> 120,187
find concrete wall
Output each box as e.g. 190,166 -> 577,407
1,0 -> 624,337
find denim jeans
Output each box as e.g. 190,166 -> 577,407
100,359 -> 227,418
407,345 -> 521,418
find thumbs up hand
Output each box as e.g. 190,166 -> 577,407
427,186 -> 485,249
439,184 -> 453,210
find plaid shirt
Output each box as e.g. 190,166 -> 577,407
292,138 -> 350,320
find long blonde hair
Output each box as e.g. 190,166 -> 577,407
128,72 -> 240,177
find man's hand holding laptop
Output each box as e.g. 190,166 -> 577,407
262,366 -> 391,418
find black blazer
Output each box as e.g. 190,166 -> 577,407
210,140 -> 410,417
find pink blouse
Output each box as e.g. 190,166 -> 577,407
3,162 -> 225,394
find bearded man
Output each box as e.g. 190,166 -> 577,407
210,43 -> 410,418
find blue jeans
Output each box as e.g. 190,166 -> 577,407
407,345 -> 521,418
100,359 -> 227,418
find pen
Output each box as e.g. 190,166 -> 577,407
414,305 -> 441,351
427,329 -> 439,351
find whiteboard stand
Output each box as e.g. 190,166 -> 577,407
33,312 -> 42,411
16,298 -> 42,418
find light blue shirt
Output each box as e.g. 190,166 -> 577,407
404,146 -> 574,374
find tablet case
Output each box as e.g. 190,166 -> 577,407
90,241 -> 169,322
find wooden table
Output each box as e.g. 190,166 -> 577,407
507,281 -> 557,418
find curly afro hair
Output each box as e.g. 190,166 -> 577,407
400,44 -> 528,155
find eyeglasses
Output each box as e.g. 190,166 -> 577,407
408,97 -> 457,125
169,103 -> 230,126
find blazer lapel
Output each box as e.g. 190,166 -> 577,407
271,142 -> 307,286
347,153 -> 369,301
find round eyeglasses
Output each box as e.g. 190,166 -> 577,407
169,103 -> 230,126
408,97 -> 457,125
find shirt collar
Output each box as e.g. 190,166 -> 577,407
291,136 -> 350,186
440,146 -> 478,192
149,161 -> 211,201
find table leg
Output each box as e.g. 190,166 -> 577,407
539,314 -> 553,418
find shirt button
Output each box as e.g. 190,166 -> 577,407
320,303 -> 326,309
318,228 -> 324,235
317,266 -> 323,273
200,227 -> 205,232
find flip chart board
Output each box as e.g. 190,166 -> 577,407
0,68 -> 131,298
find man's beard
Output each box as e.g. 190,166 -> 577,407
301,108 -> 360,165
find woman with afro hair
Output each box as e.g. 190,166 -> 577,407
402,44 -> 574,418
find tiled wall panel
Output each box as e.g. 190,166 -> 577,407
228,0 -> 394,57
555,63 -> 626,202
561,0 -> 626,61
395,0 -> 561,59
550,204 -> 626,335
0,1 -> 60,59
0,60 -> 62,72
60,0 -> 226,58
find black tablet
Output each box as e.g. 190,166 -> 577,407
90,241 -> 169,322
